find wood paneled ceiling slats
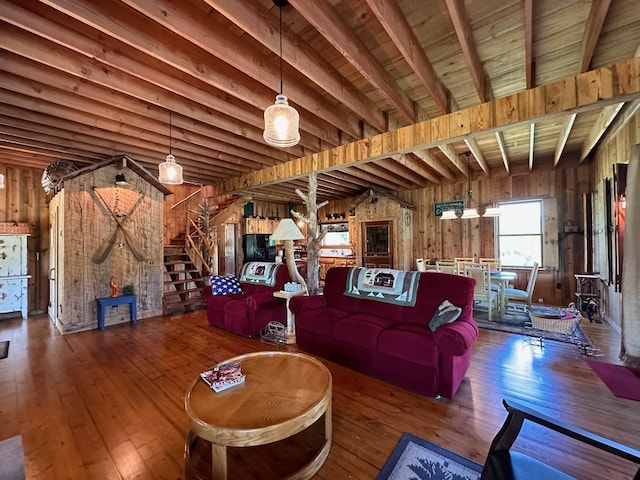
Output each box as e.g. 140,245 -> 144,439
0,0 -> 639,203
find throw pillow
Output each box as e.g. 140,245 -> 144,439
209,275 -> 243,296
429,299 -> 462,332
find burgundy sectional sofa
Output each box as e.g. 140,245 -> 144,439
203,262 -> 292,337
289,267 -> 478,399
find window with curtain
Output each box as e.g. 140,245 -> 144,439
497,200 -> 542,267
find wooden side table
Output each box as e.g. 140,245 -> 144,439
273,290 -> 305,344
96,294 -> 137,330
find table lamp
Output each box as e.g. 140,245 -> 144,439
270,218 -> 307,292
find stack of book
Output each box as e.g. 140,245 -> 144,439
200,362 -> 245,393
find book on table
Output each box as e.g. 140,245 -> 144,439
200,362 -> 245,393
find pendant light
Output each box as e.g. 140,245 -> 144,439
263,0 -> 300,148
440,152 -> 501,219
159,111 -> 184,185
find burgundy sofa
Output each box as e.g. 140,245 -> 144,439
203,262 -> 292,337
289,267 -> 478,399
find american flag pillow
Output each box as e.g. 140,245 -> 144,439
209,275 -> 243,295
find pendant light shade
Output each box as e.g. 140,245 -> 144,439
264,94 -> 300,147
461,208 -> 480,219
263,0 -> 300,148
159,111 -> 183,185
159,154 -> 183,185
483,206 -> 502,217
440,209 -> 458,220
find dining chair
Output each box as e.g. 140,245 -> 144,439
435,260 -> 458,274
503,262 -> 539,313
463,262 -> 499,321
480,258 -> 501,271
415,258 -> 426,272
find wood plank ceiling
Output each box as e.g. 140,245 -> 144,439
1,0 -> 640,202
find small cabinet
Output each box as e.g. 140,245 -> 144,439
0,234 -> 31,319
362,221 -> 392,268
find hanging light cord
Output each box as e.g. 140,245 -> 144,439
169,111 -> 172,155
278,5 -> 283,95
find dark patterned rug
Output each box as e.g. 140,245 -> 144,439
473,309 -> 592,348
376,432 -> 482,480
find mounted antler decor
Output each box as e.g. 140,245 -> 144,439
290,172 -> 328,296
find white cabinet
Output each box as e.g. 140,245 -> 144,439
0,234 -> 30,319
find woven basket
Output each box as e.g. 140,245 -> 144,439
529,313 -> 579,333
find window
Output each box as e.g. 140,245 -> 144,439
497,200 -> 542,267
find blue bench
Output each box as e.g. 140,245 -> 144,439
96,294 -> 137,330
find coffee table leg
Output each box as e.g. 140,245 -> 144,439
211,443 -> 227,480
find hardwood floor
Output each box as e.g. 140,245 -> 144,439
1,311 -> 638,479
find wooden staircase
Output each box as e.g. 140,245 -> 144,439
162,243 -> 206,315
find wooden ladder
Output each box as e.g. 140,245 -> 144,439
162,243 -> 206,315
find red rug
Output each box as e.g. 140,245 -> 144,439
586,360 -> 640,401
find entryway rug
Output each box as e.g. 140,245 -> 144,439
376,432 -> 482,480
586,360 -> 640,402
0,435 -> 25,480
0,341 -> 9,360
473,311 -> 592,348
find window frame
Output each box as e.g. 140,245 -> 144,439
496,199 -> 543,268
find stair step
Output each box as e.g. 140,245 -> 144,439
163,298 -> 204,307
164,266 -> 200,272
163,287 -> 203,297
164,278 -> 204,286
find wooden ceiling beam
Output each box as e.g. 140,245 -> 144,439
205,0 -> 388,133
114,0 -> 360,142
391,154 -> 439,184
364,0 -> 450,114
376,158 -> 427,188
553,113 -> 577,167
524,0 -> 534,89
463,138 -> 490,177
288,0 -> 417,124
219,57 -> 640,194
494,131 -> 510,173
0,63 -> 279,170
37,0 -> 350,145
411,149 -> 456,181
444,0 -> 488,102
3,1 -> 310,159
579,0 -> 612,73
438,144 -> 468,176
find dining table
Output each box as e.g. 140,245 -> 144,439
490,270 -> 517,317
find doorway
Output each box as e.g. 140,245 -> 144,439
362,221 -> 392,268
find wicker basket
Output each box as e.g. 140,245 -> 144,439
529,313 -> 580,333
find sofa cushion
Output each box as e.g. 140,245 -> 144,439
429,300 -> 462,331
209,275 -> 243,295
296,307 -> 349,336
377,326 -> 439,365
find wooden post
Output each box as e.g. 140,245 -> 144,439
291,172 -> 328,296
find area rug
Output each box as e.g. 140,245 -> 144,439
586,360 -> 640,401
0,341 -> 9,360
473,311 -> 592,348
0,435 -> 25,480
376,432 -> 482,480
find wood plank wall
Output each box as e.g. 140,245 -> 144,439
592,108 -> 640,330
0,165 -> 50,316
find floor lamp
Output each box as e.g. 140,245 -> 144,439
270,218 -> 307,293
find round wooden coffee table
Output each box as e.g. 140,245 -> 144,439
184,351 -> 332,480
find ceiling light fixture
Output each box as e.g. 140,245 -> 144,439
263,0 -> 300,148
441,152 -> 501,220
159,111 -> 184,185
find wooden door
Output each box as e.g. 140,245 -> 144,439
362,221 -> 393,268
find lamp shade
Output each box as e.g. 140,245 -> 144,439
270,218 -> 304,241
461,208 -> 480,219
440,209 -> 458,220
263,94 -> 300,148
115,173 -> 128,185
483,207 -> 502,217
158,153 -> 183,185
